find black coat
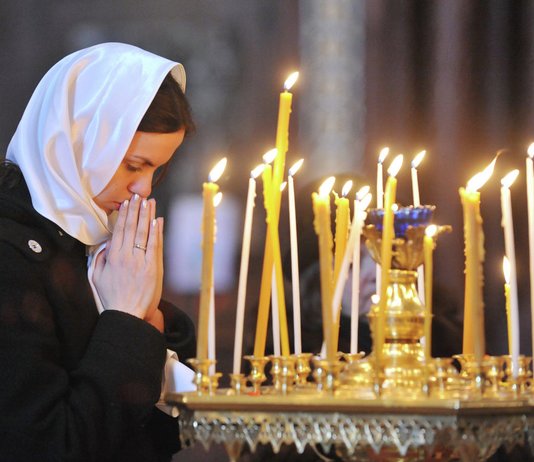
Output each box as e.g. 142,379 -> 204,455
0,173 -> 195,461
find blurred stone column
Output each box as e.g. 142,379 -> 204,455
298,0 -> 366,181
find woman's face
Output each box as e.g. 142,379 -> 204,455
93,129 -> 185,214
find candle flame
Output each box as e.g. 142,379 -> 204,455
371,294 -> 380,305
425,224 -> 438,238
378,147 -> 390,164
528,143 -> 534,159
213,192 -> 223,207
209,157 -> 227,183
466,156 -> 497,192
501,169 -> 519,188
263,148 -> 278,164
251,164 -> 266,179
318,176 -> 335,197
356,185 -> 370,200
280,181 -> 287,192
503,256 -> 510,284
388,154 -> 403,177
411,150 -> 426,169
288,158 -> 304,176
341,180 -> 353,197
284,71 -> 299,91
359,193 -> 373,210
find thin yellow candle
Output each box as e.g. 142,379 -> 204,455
423,224 -> 437,362
272,71 -> 299,204
459,157 -> 496,363
332,180 -> 352,350
197,157 -> 227,360
312,176 -> 336,361
255,73 -> 298,358
503,256 -> 513,355
254,150 -> 277,357
376,154 -> 403,369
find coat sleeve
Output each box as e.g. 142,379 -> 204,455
0,241 -> 167,461
160,299 -> 196,362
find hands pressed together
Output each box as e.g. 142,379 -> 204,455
93,194 -> 164,332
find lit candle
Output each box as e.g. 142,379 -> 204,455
411,150 -> 427,305
209,192 -> 222,374
376,155 -> 403,368
411,150 -> 426,207
377,147 -> 390,209
331,187 -> 371,353
255,72 -> 298,358
526,143 -> 534,363
197,158 -> 227,360
332,180 -> 352,350
459,157 -> 496,364
254,150 -> 277,357
500,169 -> 520,378
376,147 -> 389,297
503,256 -> 513,356
423,224 -> 437,362
233,164 -> 265,374
312,176 -> 336,361
288,159 -> 304,354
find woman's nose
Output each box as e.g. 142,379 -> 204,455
129,174 -> 153,198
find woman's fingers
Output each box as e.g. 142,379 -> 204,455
122,193 -> 142,251
108,199 -> 128,256
133,198 -> 151,254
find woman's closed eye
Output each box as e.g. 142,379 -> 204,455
126,163 -> 143,173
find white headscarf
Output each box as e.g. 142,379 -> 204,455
7,42 -> 186,246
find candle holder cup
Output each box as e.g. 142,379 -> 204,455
501,355 -> 530,397
312,357 -> 343,393
228,373 -> 248,395
269,355 -> 296,394
293,352 -> 313,387
244,355 -> 269,394
187,358 -> 216,395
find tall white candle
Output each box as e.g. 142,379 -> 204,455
288,159 -> 304,354
232,165 -> 264,375
351,191 -> 372,354
527,144 -> 534,362
500,169 -> 520,378
411,150 -> 427,305
410,150 -> 426,207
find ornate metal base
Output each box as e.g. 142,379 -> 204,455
168,392 -> 533,462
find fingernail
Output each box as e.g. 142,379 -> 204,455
142,199 -> 147,208
152,218 -> 157,227
122,200 -> 129,208
133,193 -> 139,201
